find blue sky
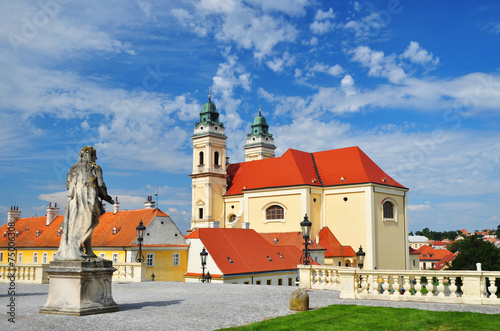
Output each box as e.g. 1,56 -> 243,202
1,0 -> 499,233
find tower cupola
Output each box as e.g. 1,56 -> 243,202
244,106 -> 276,161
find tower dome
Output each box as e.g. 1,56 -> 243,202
243,106 -> 276,161
195,93 -> 223,129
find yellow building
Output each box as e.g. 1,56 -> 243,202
0,198 -> 188,282
190,98 -> 410,270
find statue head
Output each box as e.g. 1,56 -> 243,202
79,146 -> 97,164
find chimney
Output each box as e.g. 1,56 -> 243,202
46,202 -> 59,226
113,196 -> 120,214
144,196 -> 155,209
7,206 -> 21,224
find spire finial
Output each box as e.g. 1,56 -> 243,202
259,104 -> 261,115
208,90 -> 211,101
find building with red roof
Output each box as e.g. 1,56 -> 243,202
259,231 -> 327,265
189,97 -> 410,270
414,245 -> 454,270
0,198 -> 188,282
185,228 -> 316,285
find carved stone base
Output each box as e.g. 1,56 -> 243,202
39,259 -> 119,316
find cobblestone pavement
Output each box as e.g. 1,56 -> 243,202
1,282 -> 498,331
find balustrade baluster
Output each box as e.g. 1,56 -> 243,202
449,276 -> 458,297
437,276 -> 445,297
487,278 -> 498,300
414,276 -> 423,296
403,275 -> 411,296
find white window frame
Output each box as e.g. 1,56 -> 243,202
52,253 -> 56,261
146,253 -> 155,267
18,252 -> 23,263
262,202 -> 287,224
172,253 -> 180,266
112,253 -> 118,263
42,252 -> 48,264
0,252 -> 3,262
33,252 -> 38,263
381,197 -> 398,222
100,253 -> 106,259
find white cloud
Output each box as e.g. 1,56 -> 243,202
350,45 -> 406,83
400,41 -> 439,67
310,20 -> 335,34
408,204 -> 431,211
247,0 -> 309,16
267,51 -> 296,72
172,2 -> 298,59
315,8 -> 335,21
340,74 -> 356,96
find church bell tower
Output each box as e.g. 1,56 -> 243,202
243,107 -> 276,161
190,94 -> 227,229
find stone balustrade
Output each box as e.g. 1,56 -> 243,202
0,262 -> 147,284
112,262 -> 146,282
0,263 -> 49,284
299,265 -> 499,305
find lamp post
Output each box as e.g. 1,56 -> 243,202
136,220 -> 146,263
300,214 -> 312,265
356,245 -> 365,269
200,247 -> 208,283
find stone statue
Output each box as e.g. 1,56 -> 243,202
55,146 -> 114,261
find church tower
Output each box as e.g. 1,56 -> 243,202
243,107 -> 276,161
190,94 -> 228,229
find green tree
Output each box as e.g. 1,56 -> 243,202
448,235 -> 500,271
497,224 -> 500,239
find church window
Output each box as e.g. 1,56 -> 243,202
382,199 -> 397,221
228,214 -> 236,223
199,151 -> 204,165
199,208 -> 204,219
266,205 -> 284,220
214,151 -> 219,166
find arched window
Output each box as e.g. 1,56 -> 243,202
383,201 -> 394,219
266,205 -> 284,220
199,151 -> 204,165
228,214 -> 236,223
214,151 -> 219,166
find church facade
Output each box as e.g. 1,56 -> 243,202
190,97 -> 410,270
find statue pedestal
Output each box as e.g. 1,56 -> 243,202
39,259 -> 119,316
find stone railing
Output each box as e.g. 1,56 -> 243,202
299,265 -> 500,305
0,264 -> 50,284
112,262 -> 146,282
0,262 -> 147,284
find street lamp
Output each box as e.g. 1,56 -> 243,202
200,247 -> 208,283
356,245 -> 366,269
136,220 -> 146,262
300,214 -> 312,265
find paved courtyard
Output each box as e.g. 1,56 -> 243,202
1,282 -> 498,331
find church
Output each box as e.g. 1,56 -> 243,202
189,96 -> 410,270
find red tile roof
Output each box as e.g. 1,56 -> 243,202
435,252 -> 457,270
0,208 -> 169,248
415,245 -> 454,262
186,228 -> 318,275
318,227 -> 356,258
226,147 -> 405,195
259,232 -> 326,251
409,247 -> 419,255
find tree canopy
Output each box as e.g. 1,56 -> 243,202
447,235 -> 500,271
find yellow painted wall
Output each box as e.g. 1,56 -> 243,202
223,200 -> 242,227
309,193 -> 321,238
324,191 -> 366,250
143,249 -> 188,282
373,192 -> 406,269
247,194 -> 303,233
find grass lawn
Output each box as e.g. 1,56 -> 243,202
219,304 -> 500,331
